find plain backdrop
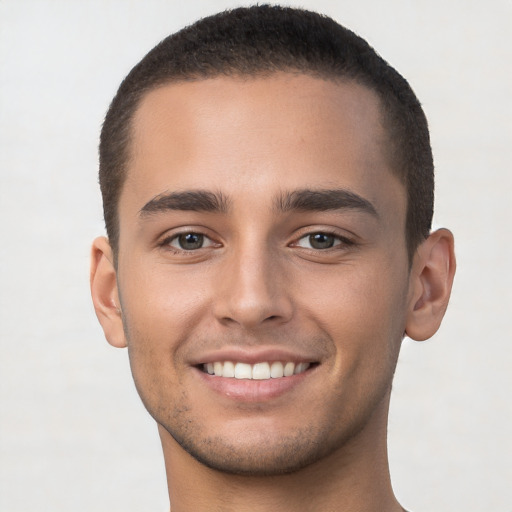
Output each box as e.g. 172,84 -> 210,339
1,1 -> 511,511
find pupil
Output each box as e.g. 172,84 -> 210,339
310,233 -> 334,249
179,233 -> 203,250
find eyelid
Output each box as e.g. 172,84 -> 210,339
295,234 -> 341,249
158,227 -> 222,253
290,229 -> 356,250
168,233 -> 216,250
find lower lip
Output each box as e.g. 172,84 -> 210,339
194,367 -> 312,402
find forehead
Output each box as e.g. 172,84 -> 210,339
122,73 -> 404,220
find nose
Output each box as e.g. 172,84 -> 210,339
212,245 -> 294,329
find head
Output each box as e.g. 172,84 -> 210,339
99,5 -> 433,265
91,5 -> 455,479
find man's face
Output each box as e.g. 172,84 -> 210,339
115,73 -> 412,474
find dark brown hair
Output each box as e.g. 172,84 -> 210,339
99,5 -> 433,261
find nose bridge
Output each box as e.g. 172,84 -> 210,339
214,233 -> 293,328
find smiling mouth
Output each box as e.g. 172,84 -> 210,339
201,361 -> 315,380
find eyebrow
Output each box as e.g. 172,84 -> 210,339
138,187 -> 377,219
275,189 -> 378,217
139,190 -> 229,217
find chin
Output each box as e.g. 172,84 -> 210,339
159,415 -> 366,477
174,433 -> 329,475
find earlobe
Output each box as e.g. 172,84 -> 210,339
405,228 -> 456,341
90,236 -> 127,348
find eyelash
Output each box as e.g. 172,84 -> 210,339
159,231 -> 218,253
159,228 -> 355,254
292,230 -> 355,251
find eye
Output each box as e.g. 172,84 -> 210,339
295,232 -> 347,250
167,232 -> 215,251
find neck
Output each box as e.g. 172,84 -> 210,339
159,392 -> 403,512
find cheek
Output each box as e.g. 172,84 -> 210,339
298,261 -> 409,369
117,263 -> 212,389
119,260 -> 211,336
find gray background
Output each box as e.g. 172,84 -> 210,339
1,0 -> 511,510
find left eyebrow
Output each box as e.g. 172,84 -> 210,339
139,190 -> 229,217
275,188 -> 378,217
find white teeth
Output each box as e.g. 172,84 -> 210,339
213,362 -> 223,376
284,362 -> 295,377
252,362 -> 270,380
222,361 -> 235,378
270,361 -> 284,378
294,362 -> 310,374
202,361 -> 312,379
234,362 -> 252,379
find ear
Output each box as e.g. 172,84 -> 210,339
90,236 -> 127,348
405,228 -> 456,341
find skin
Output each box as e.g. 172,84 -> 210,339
91,73 -> 455,511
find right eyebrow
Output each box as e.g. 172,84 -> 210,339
139,190 -> 230,218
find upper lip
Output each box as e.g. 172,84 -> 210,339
188,346 -> 322,366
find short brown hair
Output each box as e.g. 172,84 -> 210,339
99,5 -> 433,261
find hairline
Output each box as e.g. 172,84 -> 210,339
111,70 -> 413,266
